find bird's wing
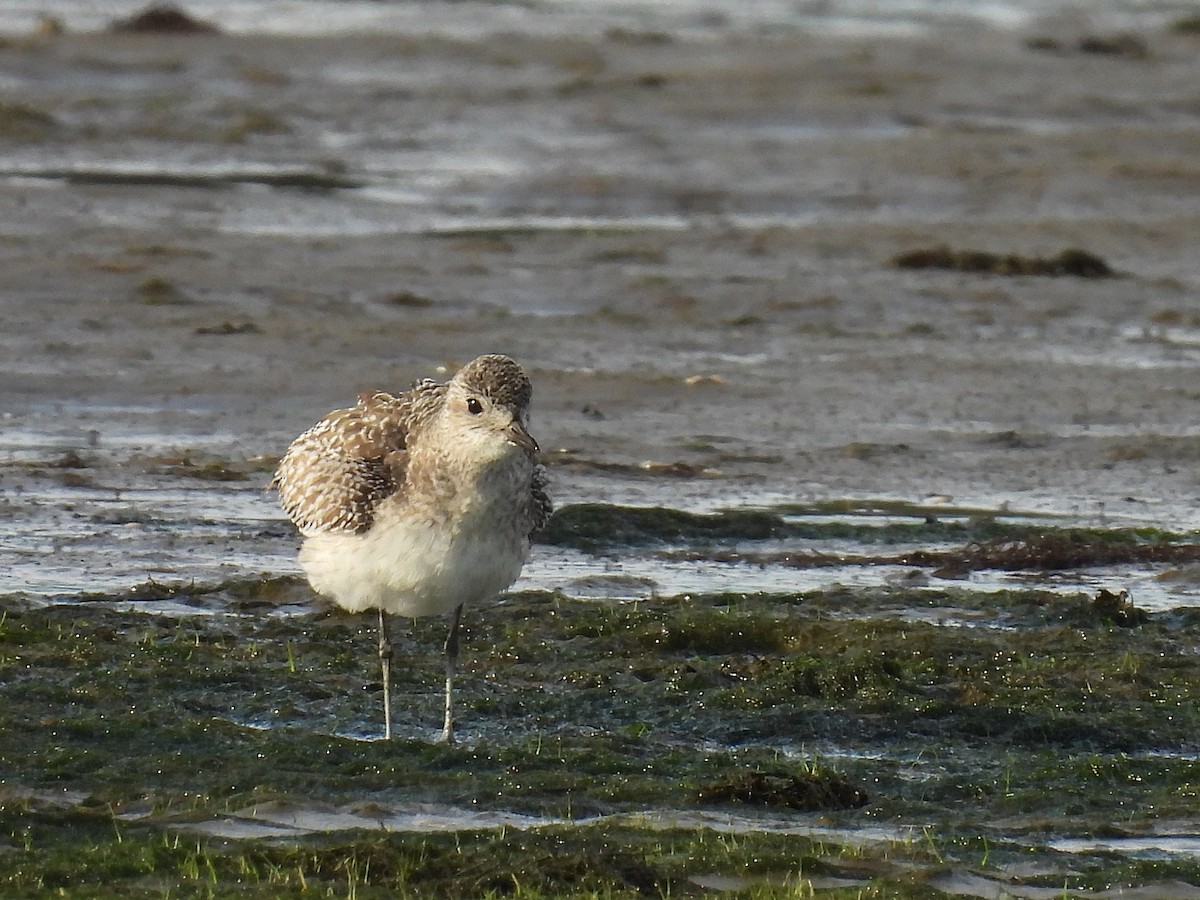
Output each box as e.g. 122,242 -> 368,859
272,381 -> 443,535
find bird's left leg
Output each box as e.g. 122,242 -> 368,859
378,608 -> 393,741
441,604 -> 464,744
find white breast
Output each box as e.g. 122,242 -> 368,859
297,452 -> 534,617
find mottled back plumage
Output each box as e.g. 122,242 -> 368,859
272,380 -> 443,535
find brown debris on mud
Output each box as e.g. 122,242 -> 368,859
697,769 -> 869,812
110,4 -> 220,34
891,246 -> 1116,278
904,531 -> 1200,574
1091,587 -> 1149,627
661,528 -> 1200,577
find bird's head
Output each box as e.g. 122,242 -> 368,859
441,354 -> 539,458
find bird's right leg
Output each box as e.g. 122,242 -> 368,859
441,604 -> 464,744
378,608 -> 393,740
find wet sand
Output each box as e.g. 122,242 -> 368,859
3,19 -> 1200,591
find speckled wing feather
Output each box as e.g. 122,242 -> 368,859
273,380 -> 443,536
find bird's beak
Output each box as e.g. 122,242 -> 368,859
506,419 -> 539,454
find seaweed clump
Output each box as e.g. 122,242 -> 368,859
913,529 -> 1200,574
110,4 -> 219,34
1171,15 -> 1200,35
0,102 -> 58,140
195,320 -> 262,335
1078,34 -> 1150,59
891,246 -> 1115,278
1025,34 -> 1150,59
1091,588 -> 1148,627
662,526 -> 1200,577
697,769 -> 869,811
540,503 -> 785,551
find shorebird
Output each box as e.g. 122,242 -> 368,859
272,355 -> 551,742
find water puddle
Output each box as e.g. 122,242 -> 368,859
0,161 -> 357,191
113,795 -> 1200,899
1048,834 -> 1200,859
131,799 -> 566,839
927,871 -> 1200,899
6,434 -> 1200,617
135,796 -> 919,846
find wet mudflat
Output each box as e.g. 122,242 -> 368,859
4,564 -> 1200,897
3,1 -> 1200,896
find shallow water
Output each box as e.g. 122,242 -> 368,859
8,0 -> 1198,38
7,455 -> 1199,614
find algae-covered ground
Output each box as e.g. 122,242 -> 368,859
4,503 -> 1200,897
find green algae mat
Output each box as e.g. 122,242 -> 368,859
3,552 -> 1200,897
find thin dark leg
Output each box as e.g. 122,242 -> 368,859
378,608 -> 393,741
441,604 -> 464,744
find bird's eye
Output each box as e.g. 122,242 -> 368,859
466,397 -> 484,415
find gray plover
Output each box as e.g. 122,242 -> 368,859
272,354 -> 551,742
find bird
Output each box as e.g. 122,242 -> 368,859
272,354 -> 551,742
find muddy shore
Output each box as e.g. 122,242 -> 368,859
2,9 -> 1200,897
2,19 -> 1200,517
